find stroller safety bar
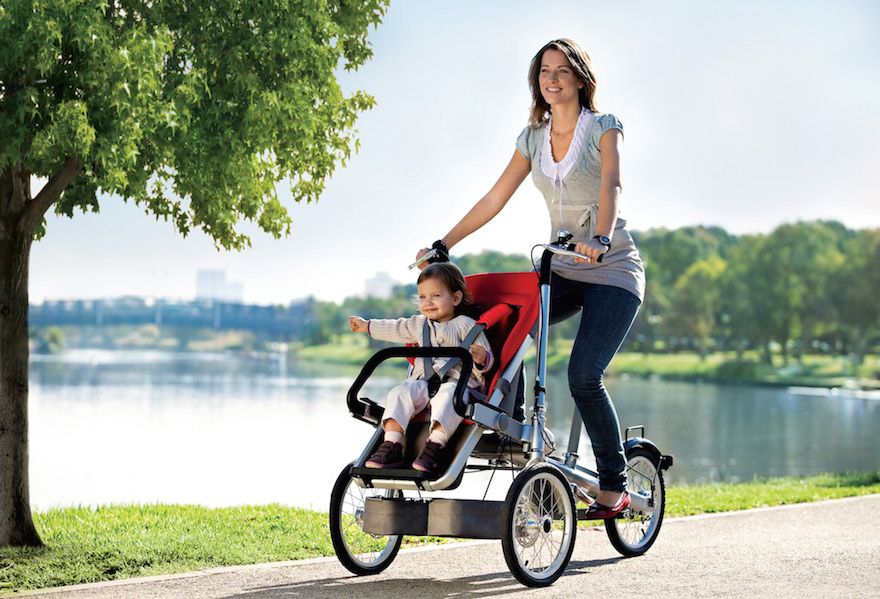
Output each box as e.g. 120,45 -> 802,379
346,346 -> 474,425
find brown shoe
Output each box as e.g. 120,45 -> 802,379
365,441 -> 405,469
412,440 -> 444,475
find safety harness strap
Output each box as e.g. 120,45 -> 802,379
421,319 -> 487,397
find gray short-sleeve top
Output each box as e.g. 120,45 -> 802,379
516,112 -> 645,301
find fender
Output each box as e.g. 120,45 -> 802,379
623,437 -> 674,471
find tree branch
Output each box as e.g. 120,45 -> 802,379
18,158 -> 81,236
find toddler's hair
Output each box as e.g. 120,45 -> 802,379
418,263 -> 478,317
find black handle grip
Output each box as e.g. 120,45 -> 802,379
427,239 -> 450,263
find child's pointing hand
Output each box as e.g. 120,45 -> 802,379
349,316 -> 369,333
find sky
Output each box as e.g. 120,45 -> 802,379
28,0 -> 880,305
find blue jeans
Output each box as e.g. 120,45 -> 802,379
550,276 -> 641,492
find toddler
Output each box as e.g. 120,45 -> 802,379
348,263 -> 493,476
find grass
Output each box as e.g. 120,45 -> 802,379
665,471 -> 880,517
608,350 -> 880,389
1,472 -> 878,593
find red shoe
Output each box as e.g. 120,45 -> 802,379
584,492 -> 631,520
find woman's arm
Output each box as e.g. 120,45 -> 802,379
595,129 -> 622,238
574,129 -> 622,262
425,150 -> 530,256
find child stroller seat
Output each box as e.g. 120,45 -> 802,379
349,272 -> 540,490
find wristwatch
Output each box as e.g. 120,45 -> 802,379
593,234 -> 611,248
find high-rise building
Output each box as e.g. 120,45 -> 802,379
364,272 -> 396,299
196,270 -> 244,302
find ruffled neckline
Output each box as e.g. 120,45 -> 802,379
540,108 -> 593,181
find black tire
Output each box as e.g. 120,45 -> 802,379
501,463 -> 577,587
329,463 -> 403,575
605,447 -> 666,557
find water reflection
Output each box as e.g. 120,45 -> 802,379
28,350 -> 880,510
542,376 -> 880,484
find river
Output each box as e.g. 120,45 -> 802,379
28,349 -> 880,511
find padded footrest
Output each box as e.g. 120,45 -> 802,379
351,465 -> 437,483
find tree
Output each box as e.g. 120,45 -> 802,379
453,250 -> 533,275
0,0 -> 388,546
718,233 -> 764,358
665,256 -> 727,358
634,226 -> 734,289
834,229 -> 880,366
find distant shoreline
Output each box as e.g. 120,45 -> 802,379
29,333 -> 880,392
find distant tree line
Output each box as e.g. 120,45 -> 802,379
31,221 -> 879,365
312,221 -> 880,365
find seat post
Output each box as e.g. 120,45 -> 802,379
528,249 -> 555,463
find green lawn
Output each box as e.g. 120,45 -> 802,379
1,472 -> 878,593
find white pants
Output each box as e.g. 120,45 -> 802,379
383,379 -> 465,436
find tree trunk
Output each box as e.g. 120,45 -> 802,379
0,160 -> 78,547
0,228 -> 42,546
761,340 -> 773,365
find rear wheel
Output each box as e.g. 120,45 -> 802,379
329,463 -> 403,575
501,463 -> 577,587
605,447 -> 666,556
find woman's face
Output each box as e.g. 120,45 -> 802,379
538,49 -> 582,109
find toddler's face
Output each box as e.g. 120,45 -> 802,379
417,278 -> 461,322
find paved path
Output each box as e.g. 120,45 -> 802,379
24,495 -> 880,599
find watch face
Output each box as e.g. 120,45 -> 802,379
597,235 -> 611,245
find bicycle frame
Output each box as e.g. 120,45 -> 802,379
527,240 -> 654,513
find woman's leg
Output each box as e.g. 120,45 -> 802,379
567,283 -> 640,495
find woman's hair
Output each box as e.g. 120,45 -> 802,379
417,263 -> 478,317
527,38 -> 598,128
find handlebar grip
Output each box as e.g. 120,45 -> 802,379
565,243 -> 603,263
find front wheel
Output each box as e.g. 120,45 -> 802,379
605,447 -> 666,556
329,463 -> 403,575
501,463 -> 577,587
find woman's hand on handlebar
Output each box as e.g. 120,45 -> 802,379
413,240 -> 450,269
414,247 -> 432,270
573,238 -> 609,264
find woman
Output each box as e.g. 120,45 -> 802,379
416,38 -> 645,518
